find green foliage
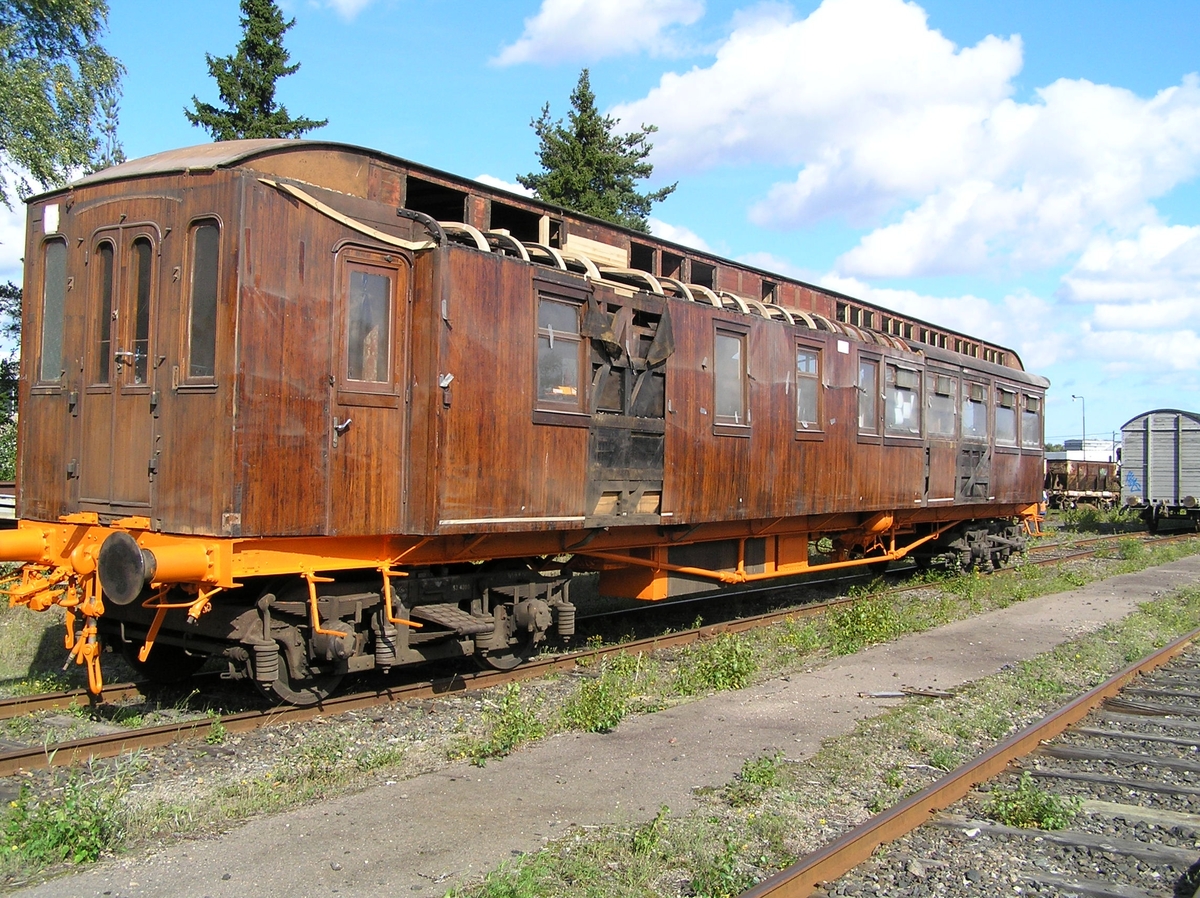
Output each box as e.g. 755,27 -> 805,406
777,616 -> 820,652
631,805 -> 669,856
927,747 -> 959,771
204,710 -> 227,744
561,654 -> 634,733
0,0 -> 124,206
518,69 -> 675,233
676,633 -> 757,695
827,596 -> 901,654
186,0 -> 326,140
467,684 -> 546,765
984,771 -> 1080,829
1117,538 -> 1146,561
4,770 -> 127,865
726,753 -> 786,806
689,838 -> 758,898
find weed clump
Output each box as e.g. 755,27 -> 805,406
466,684 -> 546,765
984,771 -> 1080,829
827,596 -> 900,654
4,770 -> 128,865
561,654 -> 637,733
676,633 -> 757,695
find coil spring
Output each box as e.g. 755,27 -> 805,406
253,642 -> 279,685
555,602 -> 576,640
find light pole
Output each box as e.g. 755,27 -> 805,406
1071,394 -> 1086,449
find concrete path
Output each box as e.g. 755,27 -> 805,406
14,555 -> 1200,898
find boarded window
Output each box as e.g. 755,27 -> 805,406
927,372 -> 957,437
714,329 -> 747,425
187,221 -> 220,379
346,268 -> 392,383
93,241 -> 115,384
131,237 -> 153,384
858,358 -> 878,433
962,382 -> 988,440
795,346 -> 819,429
537,296 -> 583,410
1022,394 -> 1043,449
39,239 -> 67,383
885,365 -> 921,436
995,387 -> 1017,446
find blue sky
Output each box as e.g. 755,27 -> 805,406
7,0 -> 1200,446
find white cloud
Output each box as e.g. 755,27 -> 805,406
321,0 -> 374,19
1061,224 -> 1200,307
612,0 -> 1200,278
648,216 -> 710,250
473,174 -> 535,197
493,0 -> 704,66
819,273 -> 1066,370
1078,323 -> 1200,372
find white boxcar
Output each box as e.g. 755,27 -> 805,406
1121,409 -> 1200,530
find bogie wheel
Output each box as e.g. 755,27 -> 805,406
475,633 -> 538,671
122,642 -> 208,685
253,647 -> 344,706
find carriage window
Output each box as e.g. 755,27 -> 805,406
858,358 -> 878,433
962,382 -> 988,440
131,237 -> 152,384
346,267 -> 392,383
187,221 -> 220,379
39,238 -> 67,383
927,373 -> 957,437
1021,395 -> 1043,449
714,329 -> 747,426
536,296 -> 583,410
93,242 -> 115,384
885,365 -> 921,437
995,387 -> 1017,446
795,346 -> 820,430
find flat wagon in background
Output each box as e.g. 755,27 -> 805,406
1121,409 -> 1200,531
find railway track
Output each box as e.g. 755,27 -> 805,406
0,531 -> 1192,780
743,627 -> 1200,898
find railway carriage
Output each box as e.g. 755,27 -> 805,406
1,140 -> 1048,703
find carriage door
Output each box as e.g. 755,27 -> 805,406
79,227 -> 157,514
327,249 -> 411,535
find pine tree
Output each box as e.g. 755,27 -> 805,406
518,70 -> 675,233
185,0 -> 326,141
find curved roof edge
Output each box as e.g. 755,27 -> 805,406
68,139 -> 333,187
1119,408 -> 1200,430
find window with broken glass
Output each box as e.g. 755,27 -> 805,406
537,295 -> 584,412
885,364 -> 922,437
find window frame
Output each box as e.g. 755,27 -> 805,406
961,380 -> 989,443
856,351 -> 882,443
179,216 -> 222,389
35,237 -> 68,389
994,384 -> 1018,449
884,362 -> 923,442
335,248 -> 405,406
793,339 -> 823,440
1021,393 -> 1044,451
89,238 -> 116,388
531,274 -> 593,427
926,369 -> 958,439
712,321 -> 751,437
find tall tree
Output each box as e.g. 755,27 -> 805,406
186,0 -> 327,141
518,70 -> 675,233
0,0 -> 125,207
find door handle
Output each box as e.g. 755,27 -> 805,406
332,417 -> 352,448
114,350 -> 134,364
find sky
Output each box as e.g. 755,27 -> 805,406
5,0 -> 1200,446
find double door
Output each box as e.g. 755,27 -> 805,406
79,224 -> 159,514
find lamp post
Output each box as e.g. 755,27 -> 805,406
1071,394 -> 1086,451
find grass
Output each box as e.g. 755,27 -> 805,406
3,535 -> 1199,888
448,563 -> 1200,898
984,770 -> 1081,830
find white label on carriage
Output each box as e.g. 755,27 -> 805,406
43,204 -> 59,234
837,340 -> 849,354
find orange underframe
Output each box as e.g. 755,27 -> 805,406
0,504 -> 1036,596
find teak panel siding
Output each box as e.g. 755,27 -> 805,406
436,248 -> 589,526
